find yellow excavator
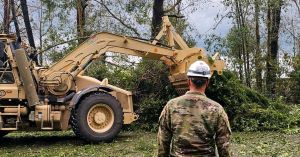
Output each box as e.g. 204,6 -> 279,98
0,16 -> 224,142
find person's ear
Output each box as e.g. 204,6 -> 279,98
187,79 -> 191,86
206,79 -> 210,88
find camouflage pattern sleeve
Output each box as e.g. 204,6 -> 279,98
216,108 -> 232,157
157,102 -> 172,157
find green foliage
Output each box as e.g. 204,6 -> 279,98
86,61 -> 136,91
289,55 -> 300,103
233,103 -> 300,131
232,131 -> 300,156
207,71 -> 269,116
86,62 -> 109,80
0,131 -> 157,157
128,60 -> 178,131
207,71 -> 300,131
134,96 -> 165,131
204,34 -> 228,55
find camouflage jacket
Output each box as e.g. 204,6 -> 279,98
157,91 -> 231,157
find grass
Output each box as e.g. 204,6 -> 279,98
0,130 -> 299,157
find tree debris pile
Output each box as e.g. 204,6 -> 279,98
207,71 -> 300,131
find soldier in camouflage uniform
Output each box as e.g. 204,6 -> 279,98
157,61 -> 231,157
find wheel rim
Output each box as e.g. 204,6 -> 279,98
87,104 -> 114,133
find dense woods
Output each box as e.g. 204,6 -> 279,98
0,0 -> 299,131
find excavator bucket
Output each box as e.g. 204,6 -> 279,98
167,51 -> 225,95
169,73 -> 189,95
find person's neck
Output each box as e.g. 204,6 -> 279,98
189,87 -> 205,94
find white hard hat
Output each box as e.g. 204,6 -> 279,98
187,61 -> 211,78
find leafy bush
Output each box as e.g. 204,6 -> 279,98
207,71 -> 300,131
133,96 -> 165,131
129,60 -> 177,131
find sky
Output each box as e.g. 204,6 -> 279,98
188,0 -> 232,38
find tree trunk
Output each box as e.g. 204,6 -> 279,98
76,0 -> 87,44
39,0 -> 43,65
232,0 -> 253,87
10,0 -> 20,40
255,0 -> 262,92
234,0 -> 244,83
238,1 -> 251,88
20,0 -> 38,64
241,17 -> 250,87
3,0 -> 10,34
151,0 -> 164,38
266,0 -> 283,98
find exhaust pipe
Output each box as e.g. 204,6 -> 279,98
15,48 -> 40,107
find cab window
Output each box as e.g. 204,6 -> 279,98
0,41 -> 14,84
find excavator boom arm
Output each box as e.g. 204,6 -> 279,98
41,32 -> 178,78
40,17 -> 225,95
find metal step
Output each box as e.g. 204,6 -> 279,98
0,109 -> 20,130
0,128 -> 17,131
0,106 -> 19,108
0,113 -> 18,116
41,127 -> 53,130
0,121 -> 20,131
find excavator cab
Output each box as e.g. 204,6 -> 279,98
0,34 -> 25,101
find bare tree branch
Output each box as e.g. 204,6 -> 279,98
292,0 -> 300,16
94,0 -> 140,37
282,21 -> 300,41
212,12 -> 232,30
179,1 -> 196,12
40,36 -> 89,53
164,0 -> 182,13
166,14 -> 184,18
26,4 -> 48,11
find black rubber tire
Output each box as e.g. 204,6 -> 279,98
70,92 -> 123,142
0,131 -> 9,137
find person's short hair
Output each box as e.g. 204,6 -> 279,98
188,76 -> 208,88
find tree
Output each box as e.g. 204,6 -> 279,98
3,0 -> 10,34
151,0 -> 183,38
76,0 -> 87,43
223,0 -> 253,87
254,0 -> 262,92
151,0 -> 164,37
20,0 -> 38,64
266,0 -> 283,98
10,0 -> 20,40
234,0 -> 251,87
